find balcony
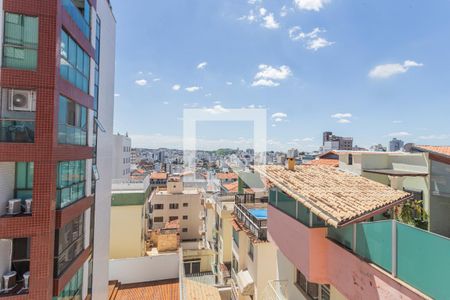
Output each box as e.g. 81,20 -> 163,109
234,202 -> 267,241
198,224 -> 206,235
62,0 -> 91,39
0,238 -> 31,297
0,120 -> 35,143
328,219 -> 450,299
199,210 -> 205,220
235,193 -> 255,204
264,280 -> 288,300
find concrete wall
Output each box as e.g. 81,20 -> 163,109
92,1 -> 116,298
109,253 -> 179,284
274,248 -> 307,300
0,162 -> 15,216
110,205 -> 146,259
254,242 -> 278,300
112,134 -> 131,179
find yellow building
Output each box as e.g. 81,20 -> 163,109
109,177 -> 151,259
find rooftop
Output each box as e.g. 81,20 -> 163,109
222,181 -> 239,193
254,165 -> 412,228
216,172 -> 238,180
415,145 -> 450,158
306,158 -> 339,167
114,279 -> 180,300
151,172 -> 168,180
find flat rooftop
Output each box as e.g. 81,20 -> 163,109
115,279 -> 179,300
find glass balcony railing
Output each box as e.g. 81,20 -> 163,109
56,181 -> 86,209
58,124 -> 87,146
0,120 -> 35,143
328,220 -> 450,299
62,0 -> 90,39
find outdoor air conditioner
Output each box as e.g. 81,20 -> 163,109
8,89 -> 36,112
7,199 -> 21,216
23,199 -> 32,214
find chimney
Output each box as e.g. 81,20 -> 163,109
287,157 -> 296,171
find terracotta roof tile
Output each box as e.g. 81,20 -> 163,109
183,278 -> 221,300
216,172 -> 238,180
115,279 -> 179,300
254,165 -> 412,227
306,159 -> 339,167
415,145 -> 450,158
223,181 -> 239,193
151,172 -> 168,180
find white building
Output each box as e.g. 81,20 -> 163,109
112,133 -> 131,179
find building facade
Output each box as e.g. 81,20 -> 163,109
389,138 -> 404,152
111,133 -> 131,179
0,0 -> 115,299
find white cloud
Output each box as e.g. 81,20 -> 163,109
272,124 -> 277,127
248,0 -> 261,4
172,84 -> 181,91
138,71 -> 144,75
239,10 -> 258,23
135,79 -> 148,86
302,137 -> 314,141
251,79 -> 280,87
280,5 -> 290,17
259,7 -> 267,16
153,78 -> 161,82
226,81 -> 233,85
418,134 -> 450,140
289,27 -> 334,51
369,60 -> 423,79
337,119 -> 351,124
392,120 -> 403,124
272,112 -> 288,119
262,13 -> 279,29
114,93 -> 120,97
274,117 -> 284,122
331,113 -> 352,119
197,62 -> 208,70
387,132 -> 411,137
163,101 -> 169,105
213,101 -> 221,104
185,86 -> 201,92
294,0 -> 329,11
202,105 -> 229,114
255,64 -> 292,81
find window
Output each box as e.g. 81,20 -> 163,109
296,269 -> 319,300
58,96 -> 87,145
348,154 -> 353,165
153,216 -> 163,223
248,240 -> 254,260
232,228 -> 239,247
62,0 -> 91,39
182,215 -> 188,220
56,160 -> 86,209
54,214 -> 84,276
182,228 -> 188,232
169,203 -> 179,209
60,30 -> 90,93
3,13 -> 38,70
54,266 -> 83,300
320,284 -> 330,300
154,204 -> 164,210
183,203 -> 188,207
15,162 -> 34,200
232,255 -> 238,274
169,216 -> 178,221
11,238 -> 30,281
184,259 -> 200,275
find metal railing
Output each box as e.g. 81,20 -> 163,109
235,193 -> 255,203
234,203 -> 267,240
0,120 -> 35,143
263,280 -> 288,300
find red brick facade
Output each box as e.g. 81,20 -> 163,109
0,0 -> 97,299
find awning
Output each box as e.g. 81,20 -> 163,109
236,270 -> 254,296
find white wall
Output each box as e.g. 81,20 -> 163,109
109,253 -> 179,284
111,134 -> 131,179
0,162 -> 15,216
92,1 -> 116,299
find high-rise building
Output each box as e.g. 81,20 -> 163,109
0,0 -> 115,299
389,138 -> 404,152
322,131 -> 353,152
112,133 -> 131,179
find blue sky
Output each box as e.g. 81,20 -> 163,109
110,0 -> 450,151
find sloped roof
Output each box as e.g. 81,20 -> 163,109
307,158 -> 339,167
254,165 -> 412,227
151,172 -> 168,180
216,172 -> 238,180
183,278 -> 221,300
415,145 -> 450,158
222,181 -> 239,193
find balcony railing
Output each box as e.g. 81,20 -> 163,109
234,203 -> 267,240
328,220 -> 450,299
0,120 -> 35,143
235,193 -> 255,204
198,224 -> 206,235
264,280 -> 288,300
62,0 -> 90,39
199,210 -> 206,220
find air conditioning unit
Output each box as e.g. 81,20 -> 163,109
7,199 -> 22,216
23,199 -> 32,214
8,89 -> 36,112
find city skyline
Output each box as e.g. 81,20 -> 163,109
112,0 -> 450,151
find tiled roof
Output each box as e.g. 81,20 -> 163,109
306,158 -> 339,167
216,172 -> 238,180
183,278 -> 221,300
115,279 -> 179,300
254,165 -> 412,228
151,172 -> 168,180
223,181 -> 239,193
415,145 -> 450,158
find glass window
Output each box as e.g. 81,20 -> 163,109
15,162 -> 34,200
153,217 -> 163,223
56,160 -> 86,209
3,13 -> 39,70
58,96 -> 87,146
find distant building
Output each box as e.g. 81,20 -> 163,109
322,131 -> 353,151
112,133 -> 132,179
288,148 -> 299,158
370,144 -> 387,152
389,138 -> 404,152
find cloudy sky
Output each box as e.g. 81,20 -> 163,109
111,0 -> 450,151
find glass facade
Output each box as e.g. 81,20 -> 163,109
56,160 -> 86,209
58,96 -> 87,145
2,13 -> 39,70
54,214 -> 84,276
62,0 -> 91,39
60,30 -> 90,93
52,266 -> 83,300
15,162 -> 33,200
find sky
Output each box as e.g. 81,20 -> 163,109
110,0 -> 450,151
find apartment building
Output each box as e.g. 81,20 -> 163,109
254,162 -> 450,299
111,133 -> 131,179
322,131 -> 353,152
0,0 -> 115,299
109,175 -> 150,259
